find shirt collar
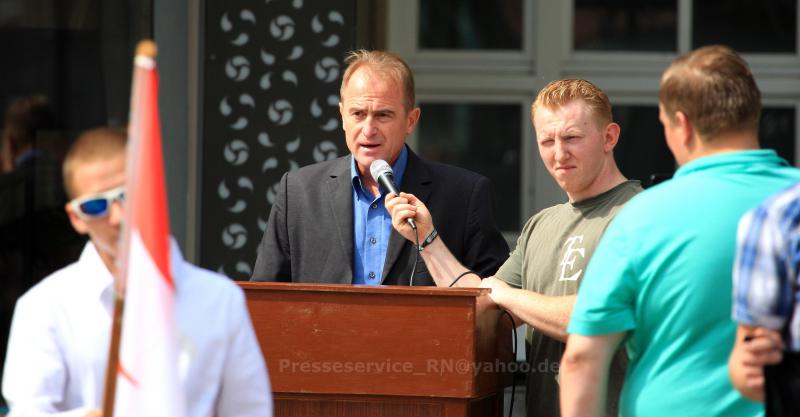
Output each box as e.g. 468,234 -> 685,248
570,180 -> 640,209
79,242 -> 116,302
350,145 -> 410,196
674,149 -> 788,179
81,237 -> 187,303
168,237 -> 186,287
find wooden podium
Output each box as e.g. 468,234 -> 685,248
240,282 -> 512,417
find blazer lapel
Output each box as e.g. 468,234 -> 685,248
326,157 -> 355,282
381,150 -> 432,282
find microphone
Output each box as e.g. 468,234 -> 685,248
370,159 -> 417,230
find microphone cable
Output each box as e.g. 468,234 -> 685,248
502,310 -> 517,417
409,225 -> 419,286
449,270 -> 479,287
447,268 -> 517,416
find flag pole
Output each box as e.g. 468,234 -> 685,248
101,40 -> 158,417
101,289 -> 124,417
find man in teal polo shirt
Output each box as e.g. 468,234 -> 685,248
560,45 -> 800,417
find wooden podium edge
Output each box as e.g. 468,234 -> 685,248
240,281 -> 491,297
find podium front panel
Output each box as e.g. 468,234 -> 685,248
240,282 -> 506,399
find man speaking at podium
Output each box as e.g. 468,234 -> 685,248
251,50 -> 508,285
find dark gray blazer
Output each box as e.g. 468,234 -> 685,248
251,149 -> 509,285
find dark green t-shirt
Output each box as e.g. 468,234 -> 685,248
495,180 -> 642,417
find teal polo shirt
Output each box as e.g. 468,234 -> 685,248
568,150 -> 800,417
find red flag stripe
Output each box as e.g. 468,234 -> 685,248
130,58 -> 172,288
117,363 -> 140,388
112,42 -> 186,417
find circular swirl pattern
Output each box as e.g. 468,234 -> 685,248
206,4 -> 350,279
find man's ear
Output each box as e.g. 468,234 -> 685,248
65,203 -> 89,235
673,111 -> 694,145
339,102 -> 345,131
406,107 -> 421,135
603,122 -> 621,153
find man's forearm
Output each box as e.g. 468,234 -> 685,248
499,290 -> 575,342
419,238 -> 481,287
560,333 -> 625,417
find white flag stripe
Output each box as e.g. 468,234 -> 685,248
114,230 -> 185,416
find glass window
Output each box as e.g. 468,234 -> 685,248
612,106 -> 675,187
693,0 -> 796,53
418,0 -> 523,50
417,103 -> 521,230
760,107 -> 796,164
611,106 -> 798,189
0,0 -> 152,132
574,0 -> 677,51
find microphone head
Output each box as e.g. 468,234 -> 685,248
369,159 -> 393,181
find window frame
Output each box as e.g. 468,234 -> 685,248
387,0 -> 800,230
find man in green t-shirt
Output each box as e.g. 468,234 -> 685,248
561,46 -> 800,417
386,79 -> 642,417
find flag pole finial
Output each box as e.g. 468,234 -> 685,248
136,40 -> 157,58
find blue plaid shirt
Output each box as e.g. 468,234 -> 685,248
733,182 -> 800,351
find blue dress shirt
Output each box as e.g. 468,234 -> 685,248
350,146 -> 409,285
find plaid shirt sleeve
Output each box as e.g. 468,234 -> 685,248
732,183 -> 800,349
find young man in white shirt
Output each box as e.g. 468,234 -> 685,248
2,127 -> 273,417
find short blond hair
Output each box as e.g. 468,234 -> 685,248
531,79 -> 613,127
659,45 -> 760,140
62,127 -> 127,198
340,49 -> 416,110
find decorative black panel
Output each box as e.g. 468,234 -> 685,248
201,0 -> 355,279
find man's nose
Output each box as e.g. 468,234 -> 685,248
107,200 -> 125,225
554,141 -> 570,162
362,117 -> 378,137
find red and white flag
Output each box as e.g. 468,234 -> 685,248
113,41 -> 186,417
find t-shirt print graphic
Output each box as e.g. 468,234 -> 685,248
559,235 -> 585,281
